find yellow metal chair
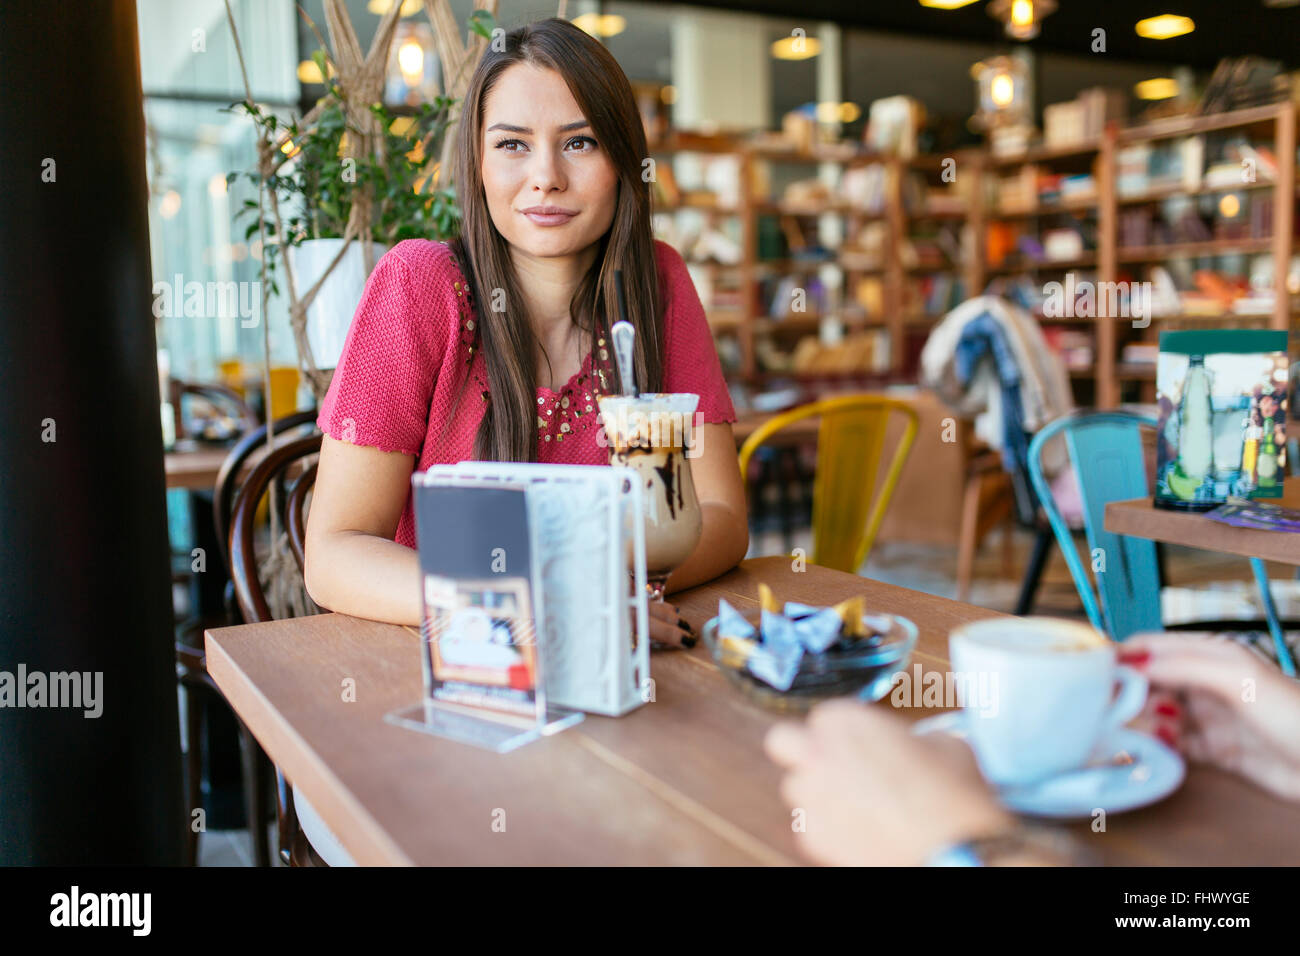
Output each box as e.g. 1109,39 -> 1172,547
738,395 -> 919,573
268,365 -> 301,422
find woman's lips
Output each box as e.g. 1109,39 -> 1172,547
522,210 -> 577,226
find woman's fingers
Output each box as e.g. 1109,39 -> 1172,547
647,600 -> 678,623
1132,691 -> 1185,749
1121,632 -> 1267,702
764,720 -> 812,768
647,611 -> 693,648
645,599 -> 696,648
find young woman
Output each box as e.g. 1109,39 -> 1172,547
304,18 -> 748,647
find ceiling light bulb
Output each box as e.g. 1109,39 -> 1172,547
991,73 -> 1016,107
1135,14 -> 1195,39
1135,77 -> 1179,100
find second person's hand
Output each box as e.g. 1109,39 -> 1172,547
1123,632 -> 1300,803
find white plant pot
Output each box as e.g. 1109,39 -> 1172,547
288,239 -> 389,370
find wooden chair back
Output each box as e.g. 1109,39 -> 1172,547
225,429 -> 323,865
228,433 -> 322,624
213,409 -> 318,576
170,380 -> 258,441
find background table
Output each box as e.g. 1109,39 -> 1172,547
1105,484 -> 1300,567
206,557 -> 1300,865
165,446 -> 236,491
1106,486 -> 1300,675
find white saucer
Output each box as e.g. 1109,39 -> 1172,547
911,712 -> 1186,819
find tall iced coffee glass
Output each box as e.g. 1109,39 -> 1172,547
597,393 -> 703,601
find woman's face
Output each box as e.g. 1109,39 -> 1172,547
480,62 -> 618,260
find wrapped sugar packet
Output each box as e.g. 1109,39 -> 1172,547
717,598 -> 756,641
791,607 -> 843,653
863,614 -> 894,636
761,608 -> 802,652
747,642 -> 803,692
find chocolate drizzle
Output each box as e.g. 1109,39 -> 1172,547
611,445 -> 683,521
653,455 -> 677,521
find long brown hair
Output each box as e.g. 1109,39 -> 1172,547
449,17 -> 663,462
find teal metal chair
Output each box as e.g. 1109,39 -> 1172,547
1026,410 -> 1296,676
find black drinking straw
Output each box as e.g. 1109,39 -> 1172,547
614,269 -> 631,329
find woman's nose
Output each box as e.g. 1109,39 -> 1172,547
526,146 -> 566,192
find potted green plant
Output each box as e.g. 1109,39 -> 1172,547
223,53 -> 462,368
223,4 -> 498,373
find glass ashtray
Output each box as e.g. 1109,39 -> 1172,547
701,609 -> 918,714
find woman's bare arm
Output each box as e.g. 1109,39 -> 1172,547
665,422 -> 749,594
303,435 -> 423,625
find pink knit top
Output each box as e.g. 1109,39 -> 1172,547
317,237 -> 737,548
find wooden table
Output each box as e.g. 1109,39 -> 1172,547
164,438 -> 308,492
1105,484 -> 1300,567
206,556 -> 1300,865
165,446 -> 235,491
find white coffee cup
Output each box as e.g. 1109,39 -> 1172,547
948,616 -> 1148,788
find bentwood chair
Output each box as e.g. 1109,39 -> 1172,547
738,395 -> 919,574
176,410 -> 318,866
228,431 -> 327,865
1027,410 -> 1297,675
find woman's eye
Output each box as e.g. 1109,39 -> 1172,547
491,136 -> 596,153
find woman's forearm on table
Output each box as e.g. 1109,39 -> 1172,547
304,530 -> 422,626
304,499 -> 746,619
665,500 -> 749,595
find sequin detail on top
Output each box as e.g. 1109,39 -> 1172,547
536,335 -> 615,445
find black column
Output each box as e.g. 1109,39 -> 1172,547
0,0 -> 184,863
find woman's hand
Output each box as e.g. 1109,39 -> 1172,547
1122,632 -> 1300,802
645,598 -> 696,649
765,700 -> 1013,866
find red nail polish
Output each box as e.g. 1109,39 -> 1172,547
1118,649 -> 1150,668
1155,724 -> 1178,747
1155,701 -> 1181,718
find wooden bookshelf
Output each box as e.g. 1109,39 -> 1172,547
649,101 -> 1297,401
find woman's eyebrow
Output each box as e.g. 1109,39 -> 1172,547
486,121 -> 590,134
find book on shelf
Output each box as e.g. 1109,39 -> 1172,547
909,275 -> 968,316
1196,57 -> 1289,115
1043,87 -> 1125,148
1041,327 -> 1094,370
1203,162 -> 1248,189
1054,173 -> 1097,204
864,95 -> 924,159
651,162 -> 681,206
853,276 -> 885,316
996,165 -> 1038,212
1181,136 -> 1204,191
841,163 -> 890,214
1232,295 -> 1275,315
1117,144 -> 1154,196
1121,343 -> 1160,366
